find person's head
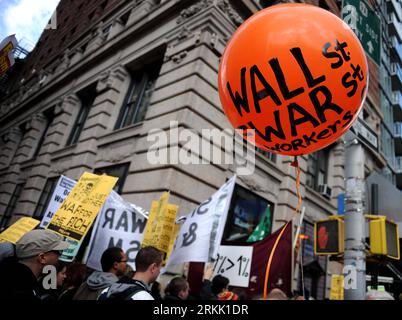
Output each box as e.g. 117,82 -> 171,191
266,288 -> 288,300
63,262 -> 87,289
15,229 -> 69,278
55,261 -> 68,288
165,277 -> 190,300
366,290 -> 394,300
218,291 -> 239,300
211,275 -> 230,295
100,247 -> 127,277
134,246 -> 163,284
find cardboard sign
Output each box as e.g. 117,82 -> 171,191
40,176 -> 76,229
0,217 -> 40,243
46,172 -> 118,242
85,191 -> 148,271
212,245 -> 253,288
141,192 -> 178,262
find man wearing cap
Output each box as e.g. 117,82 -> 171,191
0,229 -> 69,300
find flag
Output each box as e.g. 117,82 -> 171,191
246,205 -> 272,242
164,176 -> 236,269
246,222 -> 292,297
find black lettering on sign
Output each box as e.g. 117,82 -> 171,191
288,102 -> 320,137
303,131 -> 317,146
182,223 -> 197,247
328,120 -> 341,134
116,211 -> 129,232
322,42 -> 343,69
269,57 -> 304,100
351,63 -> 364,81
335,40 -> 351,62
227,67 -> 249,117
108,237 -> 123,249
103,208 -> 115,229
126,241 -> 141,263
290,47 -> 326,88
309,86 -> 343,123
248,111 -> 286,143
197,197 -> 212,215
342,110 -> 354,128
342,72 -> 358,97
130,212 -> 147,233
250,65 -> 282,113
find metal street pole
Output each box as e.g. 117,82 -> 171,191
344,131 -> 366,300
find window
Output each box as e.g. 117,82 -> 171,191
256,147 -> 276,163
307,147 -> 330,191
33,177 -> 59,221
115,64 -> 161,129
94,163 -> 130,194
66,85 -> 96,146
32,109 -> 55,159
0,183 -> 25,230
222,184 -> 273,245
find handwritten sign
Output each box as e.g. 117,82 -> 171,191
212,245 -> 253,288
0,217 -> 40,243
46,172 -> 117,242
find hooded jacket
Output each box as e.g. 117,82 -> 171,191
98,279 -> 153,300
73,271 -> 118,300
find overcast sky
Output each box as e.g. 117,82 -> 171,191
0,0 -> 60,50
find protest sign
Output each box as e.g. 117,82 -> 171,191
212,245 -> 253,288
0,217 -> 40,243
85,191 -> 148,271
142,192 -> 178,263
165,176 -> 236,268
47,172 -> 117,242
40,175 -> 76,229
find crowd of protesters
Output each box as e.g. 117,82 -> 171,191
0,229 -> 397,301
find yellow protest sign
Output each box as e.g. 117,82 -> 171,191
46,172 -> 118,242
142,192 -> 169,247
0,35 -> 17,76
164,222 -> 180,265
156,203 -> 178,252
0,217 -> 40,243
330,274 -> 344,300
141,192 -> 178,263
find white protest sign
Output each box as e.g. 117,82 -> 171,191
40,176 -> 76,229
212,245 -> 253,288
85,191 -> 148,271
165,176 -> 236,269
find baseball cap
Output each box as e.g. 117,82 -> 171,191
15,229 -> 69,259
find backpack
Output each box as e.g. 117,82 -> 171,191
98,284 -> 146,301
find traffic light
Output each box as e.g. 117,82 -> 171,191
369,217 -> 400,260
314,218 -> 344,255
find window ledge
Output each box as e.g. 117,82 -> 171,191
98,122 -> 143,148
51,144 -> 77,161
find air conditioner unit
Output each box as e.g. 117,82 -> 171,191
318,184 -> 332,199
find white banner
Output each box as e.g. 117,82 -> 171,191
212,245 -> 253,288
85,191 -> 148,271
40,175 -> 76,229
165,176 -> 236,269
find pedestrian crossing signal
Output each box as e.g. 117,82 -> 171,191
369,217 -> 400,260
314,218 -> 344,255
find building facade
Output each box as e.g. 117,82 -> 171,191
0,0 -> 397,298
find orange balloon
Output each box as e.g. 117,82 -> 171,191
218,4 -> 368,156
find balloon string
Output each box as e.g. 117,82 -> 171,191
263,156 -> 303,299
